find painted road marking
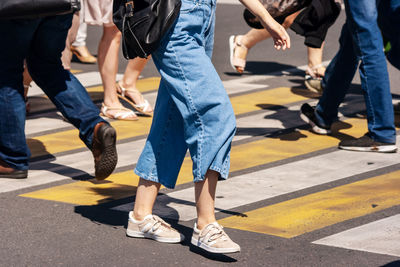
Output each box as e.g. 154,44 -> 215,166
114,138 -> 400,221
8,104 -> 307,194
313,214 -> 400,257
27,72 -> 124,97
27,86 -> 309,158
218,171 -> 400,238
0,139 -> 146,194
21,118 -> 370,205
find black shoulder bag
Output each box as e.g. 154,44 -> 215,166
0,0 -> 80,19
113,0 -> 181,59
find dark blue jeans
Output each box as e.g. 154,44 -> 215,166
0,14 -> 104,170
317,0 -> 396,144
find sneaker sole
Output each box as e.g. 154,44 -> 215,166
300,113 -> 331,135
338,145 -> 398,153
0,172 -> 27,179
95,126 -> 117,180
191,237 -> 240,254
126,229 -> 184,243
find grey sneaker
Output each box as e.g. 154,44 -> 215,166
126,212 -> 184,243
339,133 -> 397,153
191,222 -> 240,254
304,75 -> 323,94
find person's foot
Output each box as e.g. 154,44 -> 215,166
191,222 -> 240,254
116,81 -> 153,116
126,212 -> 184,243
0,159 -> 27,179
91,122 -> 118,180
229,35 -> 248,74
304,65 -> 325,94
339,133 -> 397,153
300,103 -> 331,135
71,46 -> 97,64
100,103 -> 138,121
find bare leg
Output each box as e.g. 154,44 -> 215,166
194,170 -> 219,230
307,43 -> 326,77
132,178 -> 161,220
232,10 -> 301,73
117,57 -> 153,114
97,25 -> 137,119
61,12 -> 80,70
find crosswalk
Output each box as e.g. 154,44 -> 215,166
2,65 -> 400,258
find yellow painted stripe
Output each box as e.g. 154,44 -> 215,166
22,118 -> 367,205
230,87 -> 309,115
70,69 -> 82,74
218,171 -> 400,238
85,77 -> 161,94
28,87 -> 307,158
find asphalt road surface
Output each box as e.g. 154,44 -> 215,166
1,3 -> 400,266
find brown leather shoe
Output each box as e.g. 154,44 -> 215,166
0,159 -> 28,179
92,122 -> 117,180
71,46 -> 97,64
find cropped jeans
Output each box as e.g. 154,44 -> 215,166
316,0 -> 396,144
0,14 -> 104,170
134,0 -> 236,188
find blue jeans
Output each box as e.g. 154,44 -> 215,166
134,0 -> 236,189
317,0 -> 396,144
0,14 -> 104,170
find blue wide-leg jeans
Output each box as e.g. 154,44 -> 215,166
134,0 -> 236,189
0,14 -> 104,170
316,0 -> 396,144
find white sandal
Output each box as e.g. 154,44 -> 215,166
100,103 -> 138,121
116,82 -> 153,116
229,35 -> 248,74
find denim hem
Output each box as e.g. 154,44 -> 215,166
134,168 -> 175,189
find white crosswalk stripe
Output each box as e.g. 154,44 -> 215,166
313,215 -> 400,257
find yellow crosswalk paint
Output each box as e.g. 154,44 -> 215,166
218,171 -> 400,238
28,87 -> 309,158
86,77 -> 161,94
21,118 -> 367,205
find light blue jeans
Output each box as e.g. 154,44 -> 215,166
316,0 -> 396,144
134,0 -> 236,189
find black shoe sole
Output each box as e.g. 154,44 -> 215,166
300,112 -> 331,135
95,126 -> 117,180
0,170 -> 28,179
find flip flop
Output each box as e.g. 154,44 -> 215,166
116,82 -> 153,116
100,103 -> 138,121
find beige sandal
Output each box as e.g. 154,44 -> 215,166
229,35 -> 248,74
116,82 -> 153,116
100,103 -> 138,121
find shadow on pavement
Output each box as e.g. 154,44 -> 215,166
28,138 -> 93,180
224,61 -> 300,76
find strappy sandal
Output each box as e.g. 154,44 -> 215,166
100,103 -> 138,121
304,64 -> 326,94
229,35 -> 248,74
116,82 -> 153,116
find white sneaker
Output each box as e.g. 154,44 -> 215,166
126,212 -> 184,243
191,222 -> 240,254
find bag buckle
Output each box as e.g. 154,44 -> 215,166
125,1 -> 134,16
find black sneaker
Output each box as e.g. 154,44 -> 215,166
339,134 -> 397,153
300,103 -> 331,135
